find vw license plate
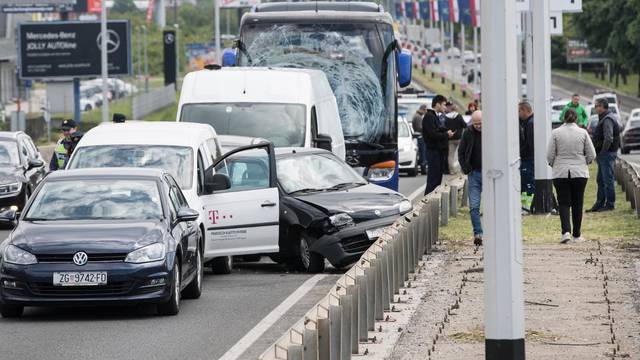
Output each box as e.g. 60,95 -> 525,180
366,227 -> 386,240
53,272 -> 107,286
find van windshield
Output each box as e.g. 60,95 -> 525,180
181,103 -> 306,147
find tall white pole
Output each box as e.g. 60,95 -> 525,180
531,0 -> 554,213
473,25 -> 478,97
214,0 -> 221,64
100,0 -> 108,123
525,11 -> 534,101
481,0 -> 525,358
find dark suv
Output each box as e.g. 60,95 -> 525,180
0,132 -> 46,211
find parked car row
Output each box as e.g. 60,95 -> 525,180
80,79 -> 138,112
0,66 -> 414,318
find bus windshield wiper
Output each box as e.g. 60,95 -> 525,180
234,40 -> 253,65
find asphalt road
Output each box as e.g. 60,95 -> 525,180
0,176 -> 427,360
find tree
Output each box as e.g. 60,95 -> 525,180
111,0 -> 138,14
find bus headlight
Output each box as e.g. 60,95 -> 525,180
367,161 -> 396,182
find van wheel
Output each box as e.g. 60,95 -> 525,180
157,262 -> 180,316
407,158 -> 418,177
0,303 -> 24,318
288,232 -> 325,273
211,256 -> 233,274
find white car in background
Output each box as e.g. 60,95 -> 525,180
624,108 -> 640,130
397,117 -> 419,177
592,91 -> 618,107
447,47 -> 461,59
551,99 -> 569,128
463,50 -> 475,63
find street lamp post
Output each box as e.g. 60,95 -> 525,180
100,0 -> 109,123
143,25 -> 149,93
481,0 -> 526,358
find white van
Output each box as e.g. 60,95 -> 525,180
176,67 -> 346,160
66,122 -> 241,274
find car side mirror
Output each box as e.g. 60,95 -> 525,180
314,133 -> 333,152
0,207 -> 17,228
204,173 -> 231,193
396,50 -> 412,88
28,158 -> 44,170
176,208 -> 199,223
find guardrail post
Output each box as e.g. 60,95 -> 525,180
318,317 -> 330,360
422,200 -> 432,255
405,217 -> 416,270
450,184 -> 458,217
629,178 -> 636,210
347,285 -> 359,354
441,188 -> 450,226
303,328 -> 318,360
380,249 -> 391,311
374,256 -> 384,321
366,263 -> 376,331
461,178 -> 469,207
356,275 -> 367,342
400,227 -> 409,282
394,233 -> 402,295
412,213 -> 420,266
340,294 -> 352,360
289,345 -> 303,360
329,304 -> 342,360
434,198 -> 441,244
634,184 -> 640,219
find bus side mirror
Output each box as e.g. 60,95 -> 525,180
222,49 -> 237,67
397,50 -> 412,88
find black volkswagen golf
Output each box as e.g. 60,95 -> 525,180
0,168 -> 203,318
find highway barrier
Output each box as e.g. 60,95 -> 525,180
615,158 -> 640,219
131,85 -> 176,120
258,176 -> 467,360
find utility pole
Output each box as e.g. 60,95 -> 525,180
481,0 -> 525,358
473,25 -> 478,98
214,0 -> 221,63
100,0 -> 109,123
143,25 -> 149,93
531,0 -> 554,213
525,10 -> 534,101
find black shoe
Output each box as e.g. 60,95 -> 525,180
586,206 -> 602,213
598,206 -> 615,212
473,235 -> 483,246
420,165 -> 427,175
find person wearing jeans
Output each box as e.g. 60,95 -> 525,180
587,98 -> 621,212
458,111 -> 483,245
518,101 -> 536,212
547,109 -> 596,243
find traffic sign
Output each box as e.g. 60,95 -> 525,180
549,12 -> 563,36
516,0 -> 582,13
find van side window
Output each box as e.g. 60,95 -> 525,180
310,106 -> 318,145
206,138 -> 222,162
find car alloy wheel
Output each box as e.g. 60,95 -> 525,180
157,262 -> 180,316
182,245 -> 203,299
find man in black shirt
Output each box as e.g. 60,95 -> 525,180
423,95 -> 454,194
458,110 -> 483,246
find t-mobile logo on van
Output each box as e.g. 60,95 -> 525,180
209,210 -> 233,224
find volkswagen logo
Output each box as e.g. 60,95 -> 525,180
374,209 -> 382,217
73,252 -> 88,266
96,29 -> 121,54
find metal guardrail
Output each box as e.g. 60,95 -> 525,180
131,85 -> 176,120
615,158 -> 640,218
258,176 -> 467,360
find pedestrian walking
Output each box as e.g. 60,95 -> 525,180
465,102 -> 478,116
412,104 -> 428,175
423,95 -> 454,195
587,98 -> 621,212
49,119 -> 83,171
458,110 -> 483,246
518,101 -> 535,212
547,109 -> 596,243
559,94 -> 589,129
445,101 -> 467,175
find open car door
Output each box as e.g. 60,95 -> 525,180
200,143 -> 280,258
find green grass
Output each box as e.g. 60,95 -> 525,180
441,164 -> 640,246
412,69 -> 474,110
554,69 -> 640,98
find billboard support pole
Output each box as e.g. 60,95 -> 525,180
73,78 -> 81,124
101,0 -> 109,123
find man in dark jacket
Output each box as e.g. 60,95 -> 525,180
458,110 -> 483,246
423,95 -> 454,195
587,98 -> 620,212
518,101 -> 535,212
412,104 -> 428,174
445,101 -> 468,174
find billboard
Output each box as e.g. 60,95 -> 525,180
221,0 -> 259,8
18,20 -> 131,79
1,0 -> 73,12
566,40 -> 608,64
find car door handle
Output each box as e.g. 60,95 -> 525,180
261,201 -> 276,207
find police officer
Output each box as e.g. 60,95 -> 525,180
112,113 -> 126,123
49,119 -> 83,171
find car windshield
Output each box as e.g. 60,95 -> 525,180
68,146 -> 194,189
25,180 -> 163,221
0,140 -> 20,166
180,103 -> 306,147
277,152 -> 366,194
398,121 -> 411,138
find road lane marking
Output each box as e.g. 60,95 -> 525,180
408,183 -> 426,201
218,274 -> 327,360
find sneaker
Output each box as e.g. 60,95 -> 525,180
572,236 -> 585,243
473,235 -> 483,246
560,232 -> 571,244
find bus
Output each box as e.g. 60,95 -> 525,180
233,2 -> 411,190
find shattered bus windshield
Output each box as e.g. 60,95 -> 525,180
240,23 -> 395,146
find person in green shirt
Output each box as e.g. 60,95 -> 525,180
559,94 -> 589,128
